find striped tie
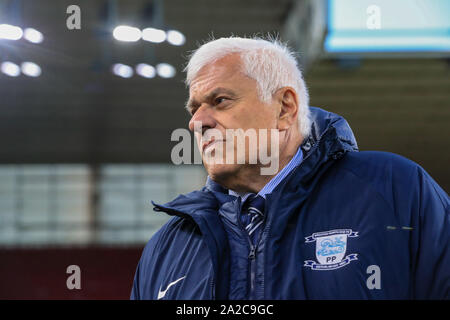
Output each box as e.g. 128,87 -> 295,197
240,194 -> 265,245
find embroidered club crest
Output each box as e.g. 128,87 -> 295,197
304,229 -> 359,271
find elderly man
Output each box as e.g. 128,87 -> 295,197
131,37 -> 449,300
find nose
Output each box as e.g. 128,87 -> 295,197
188,104 -> 217,134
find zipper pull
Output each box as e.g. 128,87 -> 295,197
248,246 -> 256,260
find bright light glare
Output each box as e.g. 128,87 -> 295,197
0,24 -> 23,40
1,62 -> 21,77
156,63 -> 176,78
112,63 -> 134,78
142,28 -> 166,43
24,28 -> 44,44
166,30 -> 185,46
21,62 -> 41,77
136,63 -> 156,78
113,25 -> 141,42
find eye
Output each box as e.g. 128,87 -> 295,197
214,97 -> 228,105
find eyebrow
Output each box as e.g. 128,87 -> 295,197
185,87 -> 238,113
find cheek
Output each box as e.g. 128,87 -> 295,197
235,103 -> 272,128
255,106 -> 277,128
229,113 -> 242,127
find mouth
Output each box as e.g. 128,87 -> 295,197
202,139 -> 224,153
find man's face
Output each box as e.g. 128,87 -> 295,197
187,54 -> 279,183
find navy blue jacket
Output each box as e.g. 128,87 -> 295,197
131,107 -> 449,299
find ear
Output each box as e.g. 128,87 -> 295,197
275,87 -> 299,131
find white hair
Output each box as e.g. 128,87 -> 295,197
184,36 -> 312,139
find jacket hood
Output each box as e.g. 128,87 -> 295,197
301,106 -> 358,157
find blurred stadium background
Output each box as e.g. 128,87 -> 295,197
0,0 -> 448,299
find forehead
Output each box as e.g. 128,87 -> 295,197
188,54 -> 251,96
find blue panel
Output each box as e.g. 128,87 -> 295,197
326,0 -> 450,52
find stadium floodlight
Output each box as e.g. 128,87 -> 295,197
1,62 -> 21,77
23,28 -> 44,44
142,27 -> 166,43
112,63 -> 134,78
136,63 -> 156,78
156,63 -> 176,78
113,25 -> 141,42
21,62 -> 41,77
166,30 -> 185,46
0,24 -> 23,40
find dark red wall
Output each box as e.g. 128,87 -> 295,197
0,247 -> 144,300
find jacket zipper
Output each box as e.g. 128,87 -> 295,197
248,224 -> 269,299
248,244 -> 257,298
210,274 -> 215,299
237,205 -> 259,299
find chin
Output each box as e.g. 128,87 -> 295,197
205,163 -> 241,188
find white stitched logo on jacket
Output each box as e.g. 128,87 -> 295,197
304,229 -> 359,270
157,276 -> 186,299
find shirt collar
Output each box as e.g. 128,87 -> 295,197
228,146 -> 304,200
